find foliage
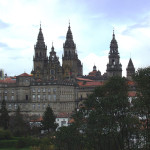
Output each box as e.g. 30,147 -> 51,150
0,140 -> 18,148
9,106 -> 30,137
55,125 -> 85,150
71,76 -> 139,150
0,128 -> 12,140
0,100 -> 9,130
41,106 -> 57,133
132,67 -> 150,149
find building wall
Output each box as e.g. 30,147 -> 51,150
0,77 -> 78,116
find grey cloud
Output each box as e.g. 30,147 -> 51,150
122,17 -> 150,35
0,42 -> 22,51
0,19 -> 10,29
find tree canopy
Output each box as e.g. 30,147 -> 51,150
68,76 -> 139,150
0,100 -> 9,130
41,105 -> 57,133
133,67 -> 150,149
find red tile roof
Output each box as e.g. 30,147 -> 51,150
128,91 -> 136,97
30,116 -> 43,122
57,112 -> 70,118
18,73 -> 32,77
78,81 -> 104,87
0,78 -> 16,83
127,81 -> 135,86
76,77 -> 93,82
68,118 -> 74,124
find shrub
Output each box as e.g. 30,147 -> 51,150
0,128 -> 12,140
16,136 -> 40,148
0,140 -> 18,148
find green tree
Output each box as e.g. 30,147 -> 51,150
133,67 -> 150,149
0,99 -> 9,130
55,125 -> 85,150
41,105 -> 57,133
75,76 -> 138,150
9,106 -> 30,136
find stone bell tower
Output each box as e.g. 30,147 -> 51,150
106,30 -> 122,77
62,23 -> 83,79
31,25 -> 48,80
126,58 -> 135,80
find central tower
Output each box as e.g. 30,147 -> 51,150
62,23 -> 83,79
106,30 -> 122,77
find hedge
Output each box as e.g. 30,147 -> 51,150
0,140 -> 18,148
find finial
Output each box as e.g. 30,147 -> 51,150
113,27 -> 115,39
51,41 -> 54,51
40,21 -> 42,30
68,19 -> 70,29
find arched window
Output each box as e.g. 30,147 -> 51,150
112,59 -> 115,65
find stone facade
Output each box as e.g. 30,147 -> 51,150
0,74 -> 78,116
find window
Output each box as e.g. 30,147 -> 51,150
11,96 -> 14,100
38,95 -> 40,100
26,95 -> 28,100
48,95 -> 51,101
32,95 -> 35,100
32,88 -> 35,92
53,95 -> 56,101
48,88 -> 51,93
53,88 -> 56,94
51,69 -> 55,75
12,89 -> 14,93
32,104 -> 35,110
5,90 -> 7,94
43,104 -> 46,110
43,95 -> 46,100
9,104 -> 11,109
61,121 -> 66,126
43,88 -> 46,92
38,88 -> 40,92
14,104 -> 17,109
38,104 -> 40,109
4,96 -> 7,100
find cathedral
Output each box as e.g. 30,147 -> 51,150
31,23 -> 82,81
0,23 -> 136,117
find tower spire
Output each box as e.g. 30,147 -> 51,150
110,30 -> 118,54
51,42 -> 54,52
63,22 -> 76,48
35,24 -> 46,49
113,29 -> 115,39
126,58 -> 135,80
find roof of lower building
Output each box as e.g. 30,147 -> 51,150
18,73 -> 33,77
0,77 -> 16,83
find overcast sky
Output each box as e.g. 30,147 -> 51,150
0,0 -> 150,77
